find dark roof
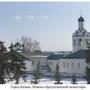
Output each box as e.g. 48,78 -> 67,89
78,16 -> 84,22
64,50 -> 86,59
47,50 -> 87,60
7,50 -> 30,60
47,54 -> 65,60
30,51 -> 54,56
13,42 -> 21,48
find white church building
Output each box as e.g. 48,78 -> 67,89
46,16 -> 90,76
28,16 -> 90,77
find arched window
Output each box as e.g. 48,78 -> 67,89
86,39 -> 90,45
77,63 -> 80,68
32,61 -> 34,65
73,39 -> 76,46
67,63 -> 69,68
38,61 -> 40,64
50,62 -> 52,65
71,63 -> 74,68
79,39 -> 82,46
63,62 -> 65,68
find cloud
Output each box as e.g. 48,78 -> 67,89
26,15 -> 35,19
15,16 -> 22,20
38,16 -> 49,19
14,15 -> 48,20
15,15 -> 35,20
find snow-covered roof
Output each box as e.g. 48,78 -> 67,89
30,55 -> 47,58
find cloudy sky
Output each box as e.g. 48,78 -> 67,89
0,2 -> 90,51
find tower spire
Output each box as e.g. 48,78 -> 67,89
80,10 -> 82,17
78,11 -> 84,29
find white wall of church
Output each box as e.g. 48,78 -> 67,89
60,59 -> 86,74
30,55 -> 47,71
48,60 -> 59,72
48,59 -> 86,75
24,60 -> 32,72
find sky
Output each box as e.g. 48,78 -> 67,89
0,2 -> 90,51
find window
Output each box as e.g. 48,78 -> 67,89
67,63 -> 69,68
79,39 -> 82,46
81,22 -> 83,29
32,61 -> 34,65
86,39 -> 90,45
86,39 -> 88,45
77,63 -> 80,68
63,62 -> 65,68
38,61 -> 40,64
71,63 -> 74,68
73,39 -> 76,46
48,61 -> 52,65
48,61 -> 51,65
48,62 -> 50,65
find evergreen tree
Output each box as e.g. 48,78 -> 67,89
33,63 -> 41,84
86,67 -> 90,84
54,64 -> 62,84
85,47 -> 90,84
0,41 -> 8,84
33,70 -> 38,84
46,64 -> 51,72
8,43 -> 26,84
36,63 -> 41,79
71,74 -> 77,84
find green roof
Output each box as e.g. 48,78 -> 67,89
47,54 -> 65,60
47,50 -> 87,60
7,50 -> 30,60
64,50 -> 86,59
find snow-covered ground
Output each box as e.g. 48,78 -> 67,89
5,74 -> 87,84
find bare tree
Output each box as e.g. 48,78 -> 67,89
21,36 -> 41,56
33,40 -> 40,51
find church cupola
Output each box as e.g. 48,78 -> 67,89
78,16 -> 84,22
78,16 -> 84,29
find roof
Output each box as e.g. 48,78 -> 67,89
64,50 -> 86,59
30,55 -> 47,58
47,53 -> 65,60
78,16 -> 84,22
30,51 -> 54,56
47,50 -> 87,60
7,50 -> 30,60
42,51 -> 54,56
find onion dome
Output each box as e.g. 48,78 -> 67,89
78,16 -> 84,22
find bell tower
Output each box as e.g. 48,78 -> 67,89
72,16 -> 89,52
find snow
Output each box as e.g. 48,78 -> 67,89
5,74 -> 87,84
